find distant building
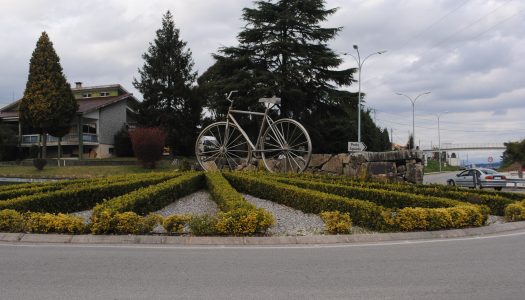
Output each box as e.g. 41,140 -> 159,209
0,82 -> 138,159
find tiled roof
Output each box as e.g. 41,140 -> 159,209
0,93 -> 135,119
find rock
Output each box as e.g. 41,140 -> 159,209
308,154 -> 332,168
321,155 -> 344,174
367,162 -> 397,176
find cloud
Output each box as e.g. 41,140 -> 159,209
0,0 -> 523,156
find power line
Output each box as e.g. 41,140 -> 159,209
426,0 -> 515,50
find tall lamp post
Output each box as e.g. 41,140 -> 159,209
436,111 -> 448,172
395,91 -> 431,149
344,45 -> 386,144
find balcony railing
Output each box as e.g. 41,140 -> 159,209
21,133 -> 98,145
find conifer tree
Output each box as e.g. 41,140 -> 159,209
133,11 -> 201,156
19,32 -> 78,159
199,0 -> 391,152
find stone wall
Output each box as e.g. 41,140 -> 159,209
307,150 -> 424,184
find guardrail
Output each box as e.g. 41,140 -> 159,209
506,178 -> 525,189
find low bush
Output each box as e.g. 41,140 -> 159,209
23,212 -> 86,234
188,214 -> 218,236
0,173 -> 178,213
0,209 -> 25,232
504,201 -> 525,222
270,172 -> 515,215
205,172 -> 274,235
224,172 -> 390,231
391,205 -> 485,231
320,211 -> 352,234
93,172 -> 204,216
90,210 -> 162,234
215,208 -> 274,235
163,215 -> 191,234
226,173 -> 488,232
270,176 -> 465,210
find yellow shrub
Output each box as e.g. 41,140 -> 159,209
215,208 -> 274,235
427,208 -> 453,230
163,215 -> 190,234
0,209 -> 24,232
393,208 -> 429,231
113,212 -> 153,234
24,213 -> 85,234
320,211 -> 352,234
504,202 -> 525,222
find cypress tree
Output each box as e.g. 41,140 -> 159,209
19,32 -> 78,159
133,11 -> 201,156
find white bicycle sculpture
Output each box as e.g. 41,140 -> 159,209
195,91 -> 312,173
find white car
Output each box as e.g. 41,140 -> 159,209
447,168 -> 507,191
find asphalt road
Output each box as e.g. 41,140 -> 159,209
1,231 -> 525,300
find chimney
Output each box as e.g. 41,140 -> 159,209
75,82 -> 82,88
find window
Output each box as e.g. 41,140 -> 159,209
82,93 -> 92,98
82,123 -> 97,134
100,92 -> 110,97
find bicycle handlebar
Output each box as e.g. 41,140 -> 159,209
226,90 -> 238,102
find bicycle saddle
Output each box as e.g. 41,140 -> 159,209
258,96 -> 281,105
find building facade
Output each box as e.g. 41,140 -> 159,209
0,83 -> 138,159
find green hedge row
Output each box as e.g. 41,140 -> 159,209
93,172 -> 204,215
0,172 -> 182,202
225,172 -> 487,232
268,175 -> 467,210
0,173 -> 179,213
269,172 -> 515,215
224,172 -> 391,231
204,172 -> 274,235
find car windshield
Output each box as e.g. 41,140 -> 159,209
481,169 -> 498,174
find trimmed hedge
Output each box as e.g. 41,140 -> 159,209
224,172 -> 390,231
93,172 -> 204,215
225,172 -> 487,232
269,172 -> 515,215
269,176 -> 467,210
0,172 -> 182,202
205,172 -> 274,235
0,173 -> 179,213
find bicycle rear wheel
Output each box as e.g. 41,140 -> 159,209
195,122 -> 251,171
261,119 -> 312,173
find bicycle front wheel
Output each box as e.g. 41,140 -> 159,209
261,119 -> 312,173
195,122 -> 251,171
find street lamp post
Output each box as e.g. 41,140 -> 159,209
436,111 -> 448,172
395,91 -> 431,149
344,45 -> 386,144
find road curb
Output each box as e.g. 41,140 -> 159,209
2,221 -> 525,246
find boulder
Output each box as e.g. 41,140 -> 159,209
321,154 -> 344,174
308,154 -> 332,168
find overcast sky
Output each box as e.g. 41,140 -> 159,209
1,0 -> 523,163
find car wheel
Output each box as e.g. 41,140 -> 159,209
494,187 -> 502,191
447,180 -> 455,186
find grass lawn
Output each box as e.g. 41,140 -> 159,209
424,159 -> 460,173
0,164 -> 179,178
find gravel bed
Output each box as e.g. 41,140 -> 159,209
154,190 -> 218,217
486,215 -> 505,225
243,194 -> 325,236
70,210 -> 92,224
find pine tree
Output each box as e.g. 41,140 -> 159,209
199,0 -> 390,152
133,11 -> 200,156
19,32 -> 78,159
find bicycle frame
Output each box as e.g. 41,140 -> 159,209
224,103 -> 282,156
